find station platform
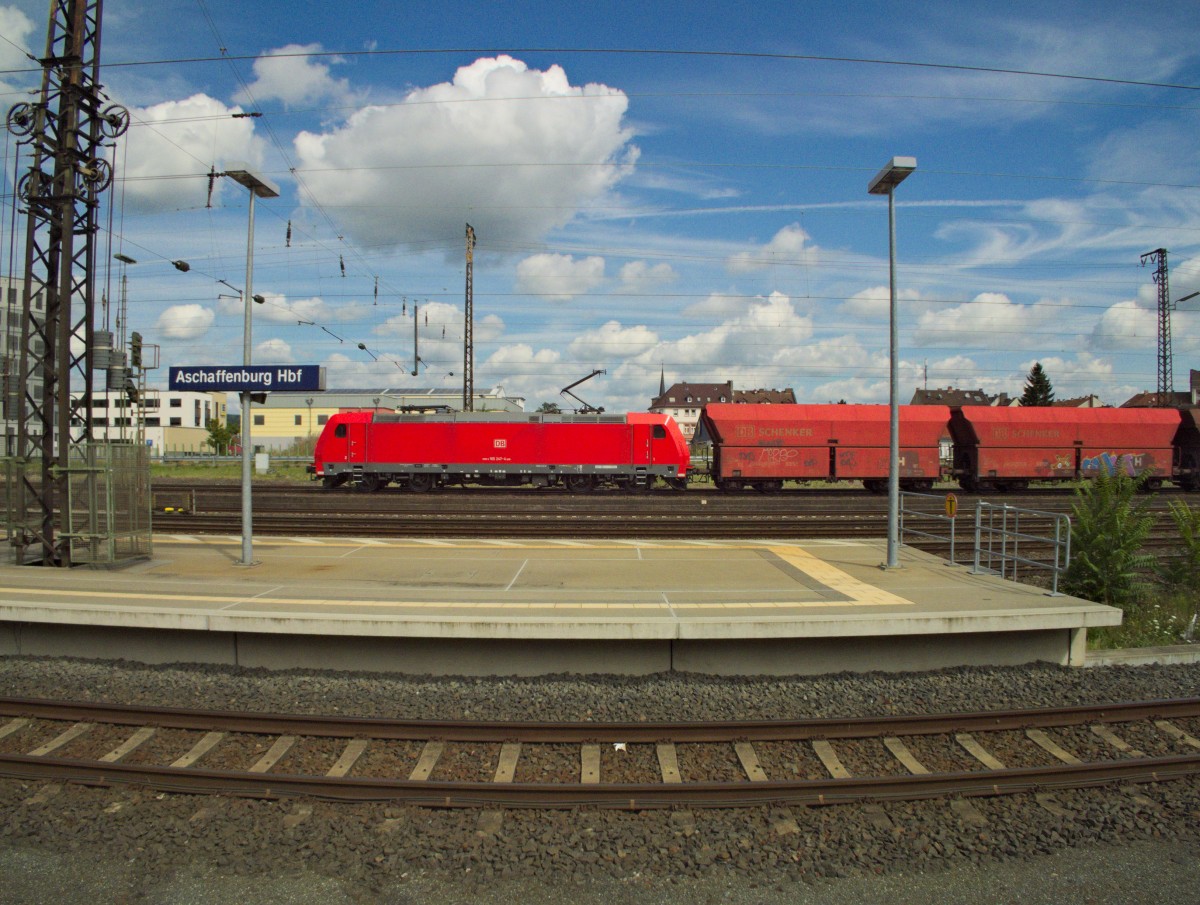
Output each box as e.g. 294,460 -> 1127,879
0,535 -> 1121,676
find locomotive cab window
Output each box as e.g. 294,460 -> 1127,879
653,425 -> 667,439
334,424 -> 348,438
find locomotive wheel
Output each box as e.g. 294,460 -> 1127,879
564,474 -> 594,493
668,477 -> 688,491
322,475 -> 348,489
358,474 -> 385,493
407,473 -> 436,493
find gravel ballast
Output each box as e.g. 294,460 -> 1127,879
1,656 -> 1198,904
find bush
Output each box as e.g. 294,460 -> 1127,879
1061,470 -> 1156,610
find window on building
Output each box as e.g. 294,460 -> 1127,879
294,415 -> 302,426
254,414 -> 264,426
169,398 -> 182,408
169,417 -> 182,427
145,417 -> 160,427
317,414 -> 328,425
194,400 -> 201,424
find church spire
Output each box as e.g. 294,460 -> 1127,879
659,366 -> 666,397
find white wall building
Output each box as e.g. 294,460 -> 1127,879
87,387 -> 227,456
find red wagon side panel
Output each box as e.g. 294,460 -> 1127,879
702,404 -> 948,482
950,406 -> 1181,481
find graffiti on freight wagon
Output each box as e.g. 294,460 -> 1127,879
1080,451 -> 1150,476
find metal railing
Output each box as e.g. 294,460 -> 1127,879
898,491 -> 958,563
971,501 -> 1071,595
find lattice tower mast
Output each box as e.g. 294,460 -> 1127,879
1141,248 -> 1172,397
6,0 -> 129,565
463,223 -> 475,412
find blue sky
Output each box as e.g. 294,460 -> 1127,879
2,0 -> 1198,412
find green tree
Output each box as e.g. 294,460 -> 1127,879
1062,470 -> 1156,609
536,401 -> 562,414
205,418 -> 236,455
1018,362 -> 1055,406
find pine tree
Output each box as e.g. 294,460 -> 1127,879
1019,362 -> 1055,406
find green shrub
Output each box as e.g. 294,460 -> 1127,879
1062,470 -> 1156,609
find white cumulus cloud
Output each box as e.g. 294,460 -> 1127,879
234,44 -> 352,107
568,321 -> 659,360
156,304 -> 214,340
0,6 -> 35,95
618,261 -> 677,293
293,55 -> 637,249
726,224 -> 816,274
515,253 -> 605,301
118,94 -> 266,211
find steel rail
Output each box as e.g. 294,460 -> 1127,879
3,696 -> 1199,742
0,751 -> 1197,809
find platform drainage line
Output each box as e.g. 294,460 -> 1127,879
661,592 -> 677,619
505,559 -> 529,592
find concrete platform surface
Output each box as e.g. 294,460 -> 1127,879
0,536 -> 1122,676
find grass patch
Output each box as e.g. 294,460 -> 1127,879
151,461 -> 312,482
1088,590 -> 1198,650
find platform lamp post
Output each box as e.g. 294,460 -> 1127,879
224,166 -> 280,567
868,156 -> 916,570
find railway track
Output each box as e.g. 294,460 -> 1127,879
149,481 -> 1190,556
2,696 -> 1198,809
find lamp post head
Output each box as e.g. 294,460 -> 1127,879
224,165 -> 280,199
114,253 -> 136,264
868,156 -> 917,195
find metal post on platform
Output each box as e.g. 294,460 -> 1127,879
868,156 -> 916,570
224,166 -> 279,567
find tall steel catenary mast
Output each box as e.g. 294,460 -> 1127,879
1141,248 -> 1171,397
6,0 -> 129,565
463,223 -> 475,412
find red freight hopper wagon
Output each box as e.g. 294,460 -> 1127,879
948,406 -> 1183,492
310,411 -> 690,492
1172,408 -> 1200,492
701,403 -> 950,492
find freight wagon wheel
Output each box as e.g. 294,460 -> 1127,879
407,474 -> 436,493
564,475 -> 594,493
1181,456 -> 1200,492
754,480 -> 784,493
1140,478 -> 1163,494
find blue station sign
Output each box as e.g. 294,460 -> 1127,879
168,365 -> 325,393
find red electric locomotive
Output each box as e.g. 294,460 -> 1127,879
311,410 -> 690,492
